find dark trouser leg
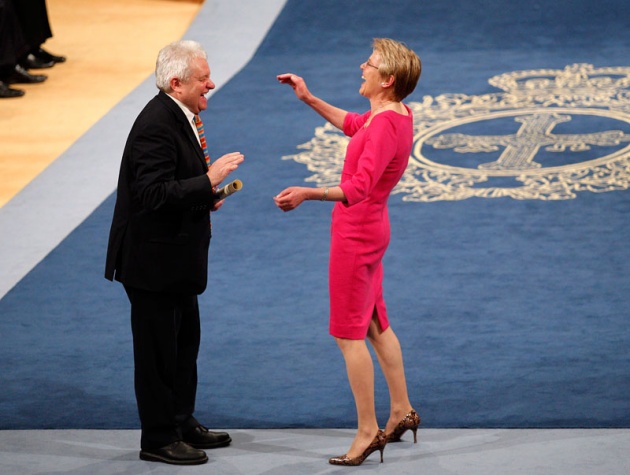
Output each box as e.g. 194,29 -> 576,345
174,295 -> 201,433
124,286 -> 201,450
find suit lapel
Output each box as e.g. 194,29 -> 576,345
157,92 -> 208,169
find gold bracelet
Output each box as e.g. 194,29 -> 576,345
321,187 -> 329,201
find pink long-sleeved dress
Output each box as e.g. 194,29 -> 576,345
329,105 -> 413,339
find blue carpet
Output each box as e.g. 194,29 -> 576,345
1,0 -> 630,429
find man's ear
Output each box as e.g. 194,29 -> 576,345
169,77 -> 181,92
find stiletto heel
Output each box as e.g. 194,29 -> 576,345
329,430 -> 387,466
386,409 -> 421,443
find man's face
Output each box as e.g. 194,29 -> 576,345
173,57 -> 215,114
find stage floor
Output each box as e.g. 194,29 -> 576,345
1,428 -> 628,474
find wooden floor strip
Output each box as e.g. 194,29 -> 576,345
0,0 -> 203,207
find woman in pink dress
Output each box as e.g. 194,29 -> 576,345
274,38 -> 422,467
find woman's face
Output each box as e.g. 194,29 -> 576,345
359,51 -> 384,98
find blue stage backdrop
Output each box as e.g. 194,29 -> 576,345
1,0 -> 630,429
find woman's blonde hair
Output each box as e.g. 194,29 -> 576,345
373,38 -> 421,101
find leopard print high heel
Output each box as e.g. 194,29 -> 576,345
329,430 -> 387,466
386,409 -> 421,443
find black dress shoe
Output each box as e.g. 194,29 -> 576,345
7,65 -> 47,84
36,47 -> 66,64
139,441 -> 208,465
22,53 -> 55,69
0,81 -> 25,98
182,424 -> 232,449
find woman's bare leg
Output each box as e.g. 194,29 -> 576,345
335,337 -> 380,457
367,317 -> 414,435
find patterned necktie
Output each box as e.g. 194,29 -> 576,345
194,114 -> 211,166
195,115 -> 214,222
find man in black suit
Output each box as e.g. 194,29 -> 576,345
105,40 -> 244,466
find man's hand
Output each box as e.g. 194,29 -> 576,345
207,152 -> 244,187
211,198 -> 225,212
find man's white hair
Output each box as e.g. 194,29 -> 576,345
155,40 -> 207,92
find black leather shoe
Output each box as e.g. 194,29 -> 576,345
0,81 -> 25,98
7,65 -> 47,84
36,47 -> 66,64
22,53 -> 55,69
182,425 -> 232,449
139,441 -> 208,465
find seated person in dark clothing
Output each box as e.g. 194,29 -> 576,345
1,0 -> 66,98
0,0 -> 30,98
14,0 -> 66,69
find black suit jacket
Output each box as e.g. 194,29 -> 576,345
105,91 -> 216,295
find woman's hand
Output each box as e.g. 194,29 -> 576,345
277,73 -> 312,102
277,73 -> 347,130
274,186 -> 309,212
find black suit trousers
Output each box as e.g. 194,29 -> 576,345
124,285 -> 201,450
